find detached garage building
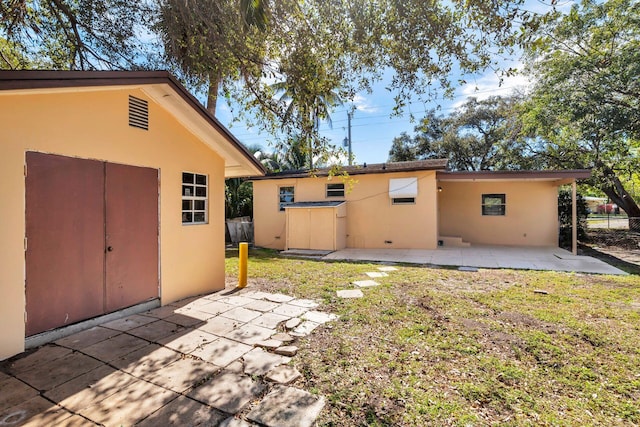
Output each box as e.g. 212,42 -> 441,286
0,71 -> 264,360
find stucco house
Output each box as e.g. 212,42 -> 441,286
251,160 -> 590,252
0,70 -> 265,360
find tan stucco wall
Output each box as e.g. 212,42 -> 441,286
253,171 -> 439,250
438,181 -> 559,246
0,88 -> 227,360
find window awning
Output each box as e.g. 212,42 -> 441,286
389,178 -> 418,198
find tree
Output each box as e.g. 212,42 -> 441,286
389,96 -> 533,171
0,0 -> 154,69
155,0 -> 272,115
522,0 -> 640,222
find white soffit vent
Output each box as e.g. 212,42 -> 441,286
389,177 -> 418,198
129,95 -> 149,130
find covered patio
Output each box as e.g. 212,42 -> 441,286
320,246 -> 626,275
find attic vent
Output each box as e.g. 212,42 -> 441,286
128,95 -> 148,130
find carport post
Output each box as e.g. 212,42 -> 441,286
572,180 -> 578,255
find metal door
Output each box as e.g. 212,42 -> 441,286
105,163 -> 159,311
25,153 -> 159,336
25,152 -> 105,336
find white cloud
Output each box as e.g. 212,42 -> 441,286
352,94 -> 380,114
453,66 -> 532,109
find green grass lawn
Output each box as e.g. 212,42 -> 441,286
226,249 -> 640,426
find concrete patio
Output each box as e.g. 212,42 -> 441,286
0,289 -> 335,427
321,245 -> 627,275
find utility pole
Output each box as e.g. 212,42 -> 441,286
347,111 -> 353,166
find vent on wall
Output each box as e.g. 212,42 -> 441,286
128,95 -> 149,130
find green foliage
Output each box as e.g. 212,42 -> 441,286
0,0 -> 156,69
225,178 -> 252,219
522,0 -> 640,219
389,96 -> 535,171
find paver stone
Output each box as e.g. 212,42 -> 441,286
274,346 -> 298,357
285,318 -> 302,330
145,357 -> 220,393
265,365 -> 302,385
287,299 -> 319,308
221,307 -> 262,323
272,304 -> 309,318
190,337 -> 253,367
127,320 -> 185,342
82,333 -> 149,363
301,311 -> 338,324
102,314 -> 156,331
271,333 -> 295,343
0,372 -> 39,411
223,323 -> 275,345
243,300 -> 280,312
188,371 -> 266,414
250,312 -> 290,329
246,385 -> 325,427
264,293 -> 295,303
0,396 -> 75,427
242,348 -> 291,376
353,280 -> 380,288
198,316 -> 242,336
13,351 -> 104,391
111,343 -> 182,377
137,396 -> 227,427
54,326 -> 120,350
290,321 -> 320,337
337,289 -> 364,298
158,329 -> 217,354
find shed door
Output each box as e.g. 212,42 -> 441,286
25,152 -> 159,336
25,153 -> 105,336
105,163 -> 159,312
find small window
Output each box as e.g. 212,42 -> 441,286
326,183 -> 345,198
182,172 -> 208,224
482,194 -> 506,216
392,197 -> 415,205
279,186 -> 295,211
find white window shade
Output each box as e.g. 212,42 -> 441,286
389,178 -> 418,198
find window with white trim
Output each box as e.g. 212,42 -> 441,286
326,183 -> 345,198
279,186 -> 295,211
482,194 -> 506,216
182,172 -> 208,224
392,197 -> 415,205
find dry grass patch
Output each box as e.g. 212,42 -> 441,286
226,249 -> 640,426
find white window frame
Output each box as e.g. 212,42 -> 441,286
279,186 -> 295,211
182,172 -> 208,224
326,183 -> 345,198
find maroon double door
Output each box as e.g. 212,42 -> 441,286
25,152 -> 159,336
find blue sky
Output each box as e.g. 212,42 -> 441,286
214,1 -> 574,166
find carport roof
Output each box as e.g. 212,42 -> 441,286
437,169 -> 591,184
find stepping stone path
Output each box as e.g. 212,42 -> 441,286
0,289 -> 339,427
352,279 -> 380,288
337,289 -> 364,298
365,271 -> 388,278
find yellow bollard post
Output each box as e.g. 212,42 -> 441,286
238,242 -> 248,288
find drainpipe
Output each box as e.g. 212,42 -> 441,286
572,180 -> 577,255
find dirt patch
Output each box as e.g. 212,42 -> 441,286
584,229 -> 640,251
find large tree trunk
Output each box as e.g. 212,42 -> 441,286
600,166 -> 640,231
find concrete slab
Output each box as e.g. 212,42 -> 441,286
111,344 -> 182,377
101,314 -> 157,331
78,378 -> 178,426
54,326 -> 120,350
274,346 -> 298,357
164,313 -> 207,327
324,246 -> 627,275
137,395 -> 227,427
353,280 -> 380,288
127,319 -> 185,342
218,295 -> 256,306
44,364 -> 137,412
255,339 -> 283,350
266,365 -> 302,385
0,371 -> 39,411
264,293 -> 295,303
301,311 -> 338,324
243,300 -> 280,312
337,289 -> 364,298
190,337 -> 253,367
158,329 -> 217,354
13,351 -> 104,391
242,348 -> 291,376
220,417 -> 255,427
197,300 -> 236,315
378,266 -> 398,271
223,323 -> 276,345
272,303 -> 309,318
199,316 -> 243,336
246,385 -> 325,427
188,371 -> 266,413
250,312 -> 290,329
0,396 -> 76,427
271,333 -> 295,343
6,345 -> 71,373
290,321 -> 320,337
144,357 -> 220,393
365,271 -> 388,278
82,332 -> 149,363
285,318 -> 302,330
221,307 -> 263,323
143,304 -> 177,319
288,299 -> 320,308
